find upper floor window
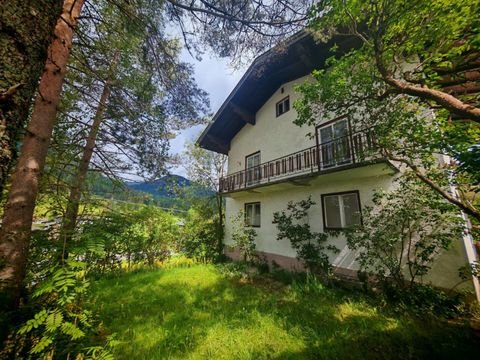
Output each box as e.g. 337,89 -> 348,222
321,191 -> 361,230
246,151 -> 261,185
276,96 -> 290,117
245,202 -> 261,227
317,118 -> 352,169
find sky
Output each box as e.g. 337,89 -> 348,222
169,51 -> 246,178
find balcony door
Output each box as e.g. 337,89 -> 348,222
317,119 -> 352,169
246,152 -> 261,185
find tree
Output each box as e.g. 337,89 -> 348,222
0,0 -> 63,196
0,0 -> 312,310
183,140 -> 227,256
0,0 -> 85,309
164,0 -> 311,65
345,174 -> 464,289
295,0 -> 480,225
58,0 -> 209,249
308,0 -> 480,122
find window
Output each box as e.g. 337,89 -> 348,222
245,202 -> 261,227
317,118 -> 352,168
276,96 -> 290,117
245,151 -> 261,185
321,191 -> 361,230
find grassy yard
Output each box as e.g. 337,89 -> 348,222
88,264 -> 479,359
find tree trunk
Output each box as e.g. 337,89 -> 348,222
60,52 -> 119,254
216,194 -> 224,257
0,0 -> 85,310
0,0 -> 63,197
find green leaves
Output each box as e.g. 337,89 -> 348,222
273,197 -> 338,276
345,174 -> 464,288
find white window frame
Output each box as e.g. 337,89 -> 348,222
317,118 -> 352,169
245,151 -> 261,185
321,191 -> 361,230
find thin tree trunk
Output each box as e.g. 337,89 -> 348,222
0,0 -> 63,197
60,51 -> 119,253
0,0 -> 84,309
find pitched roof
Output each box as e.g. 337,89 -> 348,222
197,31 -> 358,154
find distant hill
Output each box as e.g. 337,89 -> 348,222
126,174 -> 193,198
89,173 -> 213,210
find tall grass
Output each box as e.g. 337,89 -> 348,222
88,264 -> 479,359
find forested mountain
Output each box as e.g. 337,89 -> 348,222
89,173 -> 213,209
126,174 -> 192,198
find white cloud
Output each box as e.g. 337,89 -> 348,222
168,51 -> 247,177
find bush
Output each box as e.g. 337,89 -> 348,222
230,211 -> 257,263
345,174 -> 464,289
182,207 -> 223,262
273,197 -> 338,278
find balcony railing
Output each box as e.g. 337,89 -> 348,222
219,128 -> 380,193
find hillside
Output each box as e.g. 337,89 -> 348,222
126,174 -> 192,198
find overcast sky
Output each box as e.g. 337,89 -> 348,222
169,51 -> 246,178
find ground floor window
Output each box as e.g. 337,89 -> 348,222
245,202 -> 261,227
321,191 -> 361,230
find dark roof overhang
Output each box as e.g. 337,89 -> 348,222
197,31 -> 358,154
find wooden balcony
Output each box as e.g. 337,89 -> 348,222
219,128 -> 382,194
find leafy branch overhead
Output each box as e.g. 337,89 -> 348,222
295,0 -> 480,225
308,0 -> 480,122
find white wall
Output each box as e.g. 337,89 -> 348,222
224,169 -> 395,265
223,75 -> 474,292
227,75 -> 316,175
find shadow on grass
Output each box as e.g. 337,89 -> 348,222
88,265 -> 479,360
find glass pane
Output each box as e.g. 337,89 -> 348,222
342,193 -> 360,227
245,204 -> 253,226
320,126 -> 334,167
333,120 -> 348,138
334,120 -> 351,163
320,126 -> 333,142
254,203 -> 261,226
253,153 -> 260,166
324,195 -> 341,228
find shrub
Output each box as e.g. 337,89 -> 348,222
345,174 -> 464,289
182,207 -> 223,262
272,197 -> 338,278
231,211 -> 257,263
11,261 -> 114,359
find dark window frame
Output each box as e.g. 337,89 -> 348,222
276,96 -> 290,117
321,190 -> 362,231
244,202 -> 261,227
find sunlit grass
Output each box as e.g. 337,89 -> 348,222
88,264 -> 479,359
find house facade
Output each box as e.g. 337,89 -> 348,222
198,32 -> 479,294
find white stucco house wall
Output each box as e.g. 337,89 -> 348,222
197,32 -> 479,297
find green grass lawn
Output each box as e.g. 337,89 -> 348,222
88,264 -> 479,359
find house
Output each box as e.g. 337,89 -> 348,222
197,32 -> 479,296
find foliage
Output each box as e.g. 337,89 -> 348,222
87,264 -> 480,359
295,0 -> 480,224
381,283 -> 465,319
78,204 -> 180,272
272,197 -> 338,277
13,260 -> 114,359
230,211 -> 257,263
180,139 -> 227,259
345,174 -> 464,289
182,207 -> 223,262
